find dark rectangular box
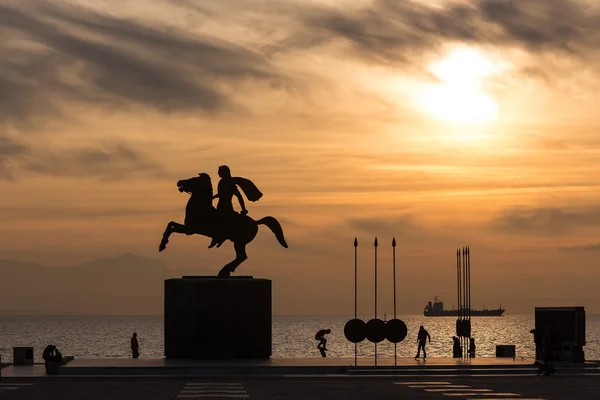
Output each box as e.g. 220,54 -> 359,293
535,306 -> 585,362
13,347 -> 34,365
164,277 -> 271,359
496,345 -> 516,358
535,306 -> 585,345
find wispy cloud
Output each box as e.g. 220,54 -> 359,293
0,1 -> 286,125
290,0 -> 600,65
0,137 -> 163,180
559,243 -> 600,252
490,206 -> 600,234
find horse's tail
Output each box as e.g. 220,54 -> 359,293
256,216 -> 288,248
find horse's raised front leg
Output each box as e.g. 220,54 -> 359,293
159,221 -> 191,252
218,241 -> 248,277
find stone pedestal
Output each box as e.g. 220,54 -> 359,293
164,276 -> 271,359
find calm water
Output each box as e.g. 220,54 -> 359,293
1,315 -> 598,363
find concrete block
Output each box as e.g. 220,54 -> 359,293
164,276 -> 271,359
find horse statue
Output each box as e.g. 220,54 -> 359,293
158,172 -> 288,277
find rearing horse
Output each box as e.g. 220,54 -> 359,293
159,173 -> 288,277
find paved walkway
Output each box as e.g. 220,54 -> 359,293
1,357 -> 538,378
0,375 -> 599,399
60,357 -> 535,367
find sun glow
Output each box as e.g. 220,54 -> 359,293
417,48 -> 502,124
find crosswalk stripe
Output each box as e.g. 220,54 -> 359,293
178,395 -> 249,399
0,383 -> 34,386
186,383 -> 243,386
408,385 -> 470,389
426,388 -> 492,392
183,387 -> 245,390
443,393 -> 521,397
177,382 -> 250,399
181,391 -> 248,394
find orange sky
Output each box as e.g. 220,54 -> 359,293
1,0 -> 600,315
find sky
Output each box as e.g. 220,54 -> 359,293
1,0 -> 600,315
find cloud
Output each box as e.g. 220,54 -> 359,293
0,136 -> 28,179
348,215 -> 422,237
0,136 -> 163,181
0,205 -> 172,221
290,0 -> 600,65
490,206 -> 600,234
559,243 -> 600,252
0,136 -> 27,157
0,1 -> 285,124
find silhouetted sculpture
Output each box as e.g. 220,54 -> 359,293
414,325 -> 431,360
315,329 -> 331,358
131,333 -> 139,359
468,337 -> 476,358
452,336 -> 461,358
159,168 -> 288,277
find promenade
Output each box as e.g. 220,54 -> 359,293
1,357 -> 540,378
2,358 -> 600,399
2,374 -> 600,399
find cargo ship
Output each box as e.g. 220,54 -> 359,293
424,296 -> 505,317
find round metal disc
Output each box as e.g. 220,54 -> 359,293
344,319 -> 367,343
366,318 -> 386,343
385,318 -> 408,343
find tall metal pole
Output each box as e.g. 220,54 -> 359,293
392,237 -> 397,367
468,247 -> 471,322
467,246 -> 471,358
456,248 -> 461,358
354,237 -> 358,367
374,237 -> 378,367
457,249 -> 460,320
463,247 -> 467,359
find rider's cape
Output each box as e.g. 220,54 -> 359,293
233,177 -> 263,202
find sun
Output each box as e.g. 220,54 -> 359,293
417,48 -> 501,124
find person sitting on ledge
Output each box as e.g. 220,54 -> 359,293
42,345 -> 57,373
54,348 -> 64,365
42,345 -> 65,373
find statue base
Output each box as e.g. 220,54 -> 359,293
164,276 -> 272,359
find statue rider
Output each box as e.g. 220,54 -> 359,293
208,165 -> 262,248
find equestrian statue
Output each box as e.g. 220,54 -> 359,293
159,165 -> 288,277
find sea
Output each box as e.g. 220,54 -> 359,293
1,315 -> 598,363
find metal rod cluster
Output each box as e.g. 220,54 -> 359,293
456,247 -> 471,358
345,237 -> 407,368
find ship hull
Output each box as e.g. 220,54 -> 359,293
424,309 -> 505,317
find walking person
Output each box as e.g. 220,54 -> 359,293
131,332 -> 140,359
452,336 -> 461,358
530,328 -> 543,363
415,325 -> 431,360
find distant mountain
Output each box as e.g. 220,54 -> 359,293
0,254 -> 178,315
